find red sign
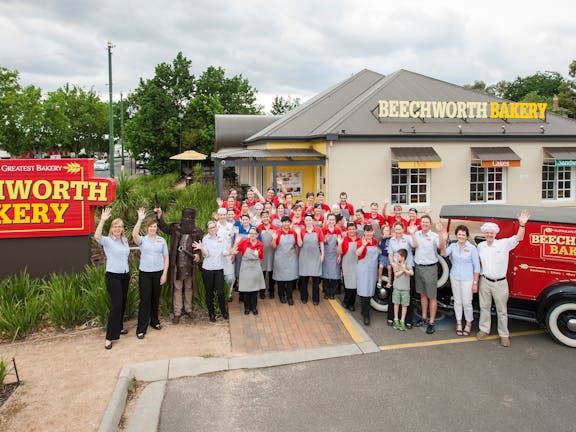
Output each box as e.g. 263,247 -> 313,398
0,159 -> 116,239
529,225 -> 576,262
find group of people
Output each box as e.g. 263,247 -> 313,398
95,180 -> 531,350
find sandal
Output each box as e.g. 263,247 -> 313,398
456,324 -> 463,337
387,320 -> 394,326
462,323 -> 472,337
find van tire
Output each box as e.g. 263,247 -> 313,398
546,301 -> 576,348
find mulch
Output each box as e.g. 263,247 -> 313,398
0,383 -> 19,409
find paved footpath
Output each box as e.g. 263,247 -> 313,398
229,292 -> 354,353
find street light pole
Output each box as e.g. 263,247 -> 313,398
107,40 -> 115,178
120,92 -> 125,168
178,112 -> 183,177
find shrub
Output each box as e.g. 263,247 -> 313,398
46,273 -> 89,329
0,271 -> 45,340
0,357 -> 10,385
82,265 -> 109,326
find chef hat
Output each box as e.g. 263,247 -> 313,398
480,222 -> 500,234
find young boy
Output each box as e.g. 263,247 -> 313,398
377,224 -> 392,289
392,248 -> 413,331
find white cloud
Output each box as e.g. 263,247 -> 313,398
1,0 -> 574,112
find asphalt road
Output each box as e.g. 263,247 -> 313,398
93,158 -> 144,178
159,324 -> 573,432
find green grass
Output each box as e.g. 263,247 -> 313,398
45,273 -> 89,329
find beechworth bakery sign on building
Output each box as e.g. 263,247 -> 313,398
378,100 -> 548,120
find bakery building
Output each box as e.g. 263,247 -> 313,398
212,69 -> 576,216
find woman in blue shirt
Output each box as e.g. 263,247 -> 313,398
133,208 -> 169,340
94,208 -> 130,350
440,224 -> 480,336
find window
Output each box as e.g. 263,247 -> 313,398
470,162 -> 505,202
391,162 -> 429,204
542,160 -> 573,200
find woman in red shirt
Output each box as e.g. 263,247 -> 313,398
232,227 -> 265,315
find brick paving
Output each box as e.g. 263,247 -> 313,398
228,291 -> 354,354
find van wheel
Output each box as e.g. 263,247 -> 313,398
437,255 -> 450,289
371,275 -> 391,312
546,301 -> 576,348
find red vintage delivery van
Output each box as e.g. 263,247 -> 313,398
439,205 -> 576,348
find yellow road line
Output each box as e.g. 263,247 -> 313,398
329,299 -> 365,344
379,329 -> 546,351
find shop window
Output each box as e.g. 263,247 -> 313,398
470,162 -> 505,203
391,163 -> 429,205
542,160 -> 573,200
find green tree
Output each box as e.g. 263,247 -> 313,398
124,52 -> 195,174
270,95 -> 301,115
503,71 -> 565,101
0,67 -> 43,156
125,56 -> 262,174
42,84 -> 108,155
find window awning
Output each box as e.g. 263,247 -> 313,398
471,147 -> 521,168
544,147 -> 576,167
391,147 -> 441,169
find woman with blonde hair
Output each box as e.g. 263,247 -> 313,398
94,208 -> 130,350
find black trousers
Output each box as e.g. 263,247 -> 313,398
243,291 -> 258,312
299,276 -> 320,303
137,270 -> 162,334
360,296 -> 371,320
277,280 -> 296,301
342,288 -> 357,308
260,271 -> 275,297
202,268 -> 226,317
105,272 -> 130,341
323,278 -> 339,297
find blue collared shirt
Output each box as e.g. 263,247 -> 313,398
97,236 -> 130,273
201,234 -> 226,270
138,235 -> 168,272
388,234 -> 414,267
445,240 -> 481,281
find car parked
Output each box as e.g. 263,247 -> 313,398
94,159 -> 109,171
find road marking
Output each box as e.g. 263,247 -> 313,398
379,329 -> 546,351
329,299 -> 365,344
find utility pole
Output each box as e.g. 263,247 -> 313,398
107,40 -> 115,178
120,92 -> 125,168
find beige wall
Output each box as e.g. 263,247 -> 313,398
328,139 -> 576,220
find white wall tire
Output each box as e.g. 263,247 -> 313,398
546,301 -> 576,348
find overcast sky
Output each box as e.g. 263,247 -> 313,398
1,0 -> 574,112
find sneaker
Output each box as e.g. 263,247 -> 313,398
393,319 -> 400,330
414,318 -> 429,327
426,324 -> 436,334
399,320 -> 406,331
476,330 -> 489,340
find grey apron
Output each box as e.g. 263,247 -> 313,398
322,231 -> 341,280
234,231 -> 250,278
260,228 -> 275,272
299,231 -> 322,277
342,239 -> 358,289
356,244 -> 380,297
273,233 -> 299,281
371,219 -> 383,241
239,247 -> 265,292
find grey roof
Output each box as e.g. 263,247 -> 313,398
211,148 -> 325,160
544,147 -> 576,159
243,69 -> 576,143
439,205 -> 576,226
471,147 -> 521,161
391,147 -> 441,161
214,115 -> 280,151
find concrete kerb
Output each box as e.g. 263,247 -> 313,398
99,307 -> 379,431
